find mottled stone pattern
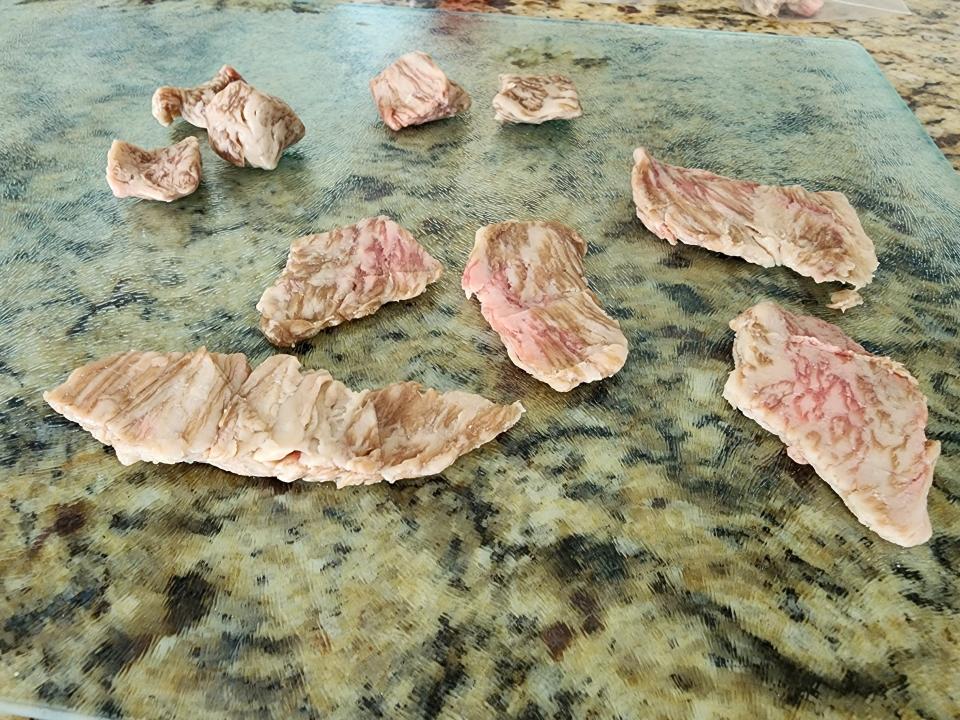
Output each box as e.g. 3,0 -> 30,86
1,3 -> 958,720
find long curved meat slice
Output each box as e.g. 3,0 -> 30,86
44,350 -> 523,487
257,216 -> 443,347
106,137 -> 202,202
462,221 -> 628,392
631,148 -> 878,308
152,64 -> 244,128
204,80 -> 305,170
369,51 -> 471,131
723,302 -> 939,546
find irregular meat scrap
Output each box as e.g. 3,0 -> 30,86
723,302 -> 939,547
462,221 -> 628,392
105,137 -> 202,202
43,348 -> 249,466
257,216 -> 443,347
205,80 -> 305,170
369,51 -> 471,131
152,64 -> 244,128
631,147 -> 878,304
492,74 -> 583,125
740,0 -> 823,17
827,288 -> 864,312
45,350 -> 523,487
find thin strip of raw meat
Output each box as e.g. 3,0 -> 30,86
44,350 -> 523,487
369,51 -> 471,131
723,302 -> 939,546
152,64 -> 244,128
257,216 -> 443,347
462,220 -> 628,392
631,148 -> 878,301
106,137 -> 202,202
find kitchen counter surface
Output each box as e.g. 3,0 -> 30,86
0,3 -> 958,720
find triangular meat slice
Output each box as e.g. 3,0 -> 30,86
43,348 -> 250,466
152,64 -> 244,128
462,220 -> 628,392
631,148 -> 878,309
46,351 -> 523,486
257,216 -> 443,347
723,302 -> 939,546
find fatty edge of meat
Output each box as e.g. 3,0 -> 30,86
723,302 -> 939,547
631,147 -> 879,305
44,350 -> 523,487
257,216 -> 444,347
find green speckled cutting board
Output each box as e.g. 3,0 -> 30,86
1,3 -> 958,719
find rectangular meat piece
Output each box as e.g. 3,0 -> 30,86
257,216 -> 443,347
106,137 -> 202,202
631,148 -> 878,302
462,221 -> 628,392
723,302 -> 939,546
44,350 -> 523,487
369,51 -> 471,131
493,75 -> 583,124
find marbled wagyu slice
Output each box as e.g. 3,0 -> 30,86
369,51 -> 471,131
106,137 -> 203,202
631,147 -> 878,311
257,216 -> 443,347
492,74 -> 583,125
462,221 -> 628,392
152,64 -> 244,128
723,302 -> 939,547
44,350 -> 523,487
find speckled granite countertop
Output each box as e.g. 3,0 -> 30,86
1,2 -> 958,720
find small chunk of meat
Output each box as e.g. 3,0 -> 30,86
740,0 -> 823,16
631,147 -> 878,302
205,80 -> 305,170
106,137 -> 202,202
151,64 -> 244,128
257,216 -> 443,347
46,351 -> 523,487
723,302 -> 939,547
827,288 -> 864,312
492,74 -> 583,124
369,51 -> 471,131
462,220 -> 628,392
43,348 -> 249,466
